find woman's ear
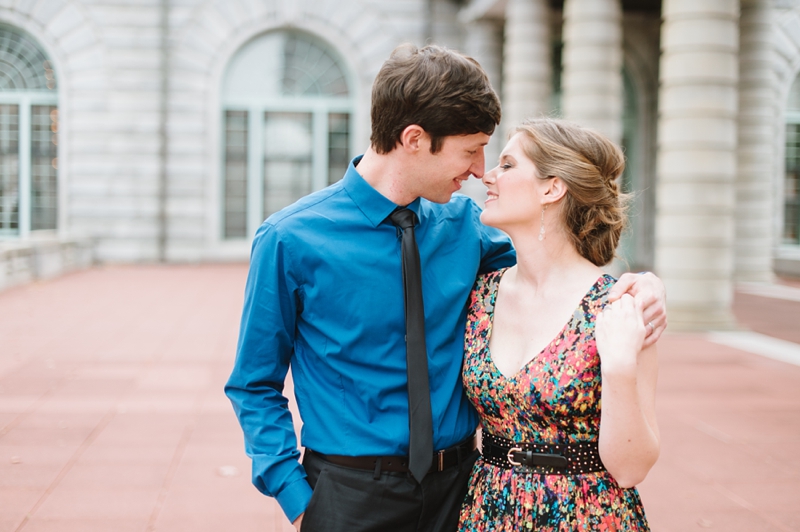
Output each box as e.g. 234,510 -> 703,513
399,125 -> 428,153
543,176 -> 568,205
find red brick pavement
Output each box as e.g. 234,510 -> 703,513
0,265 -> 798,531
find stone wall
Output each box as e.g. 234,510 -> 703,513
0,238 -> 95,293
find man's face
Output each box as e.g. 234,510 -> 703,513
415,132 -> 490,204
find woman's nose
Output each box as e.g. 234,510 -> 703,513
482,166 -> 498,185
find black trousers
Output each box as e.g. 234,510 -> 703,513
300,447 -> 479,532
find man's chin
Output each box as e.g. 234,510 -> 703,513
420,191 -> 456,204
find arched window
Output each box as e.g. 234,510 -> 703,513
785,74 -> 800,245
0,24 -> 58,237
221,31 -> 353,239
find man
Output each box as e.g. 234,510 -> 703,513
225,43 -> 666,532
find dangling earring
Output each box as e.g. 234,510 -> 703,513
538,204 -> 547,241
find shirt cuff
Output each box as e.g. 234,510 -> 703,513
277,477 -> 314,524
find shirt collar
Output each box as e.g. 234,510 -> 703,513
343,155 -> 422,228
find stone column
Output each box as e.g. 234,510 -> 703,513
735,0 -> 776,282
463,18 -> 504,200
655,0 -> 740,329
561,0 -> 623,144
464,20 -> 502,106
502,0 -> 551,136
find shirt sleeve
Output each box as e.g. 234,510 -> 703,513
470,199 -> 516,273
224,222 -> 312,523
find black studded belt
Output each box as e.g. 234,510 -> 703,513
481,432 -> 606,475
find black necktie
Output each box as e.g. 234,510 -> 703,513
389,207 -> 433,482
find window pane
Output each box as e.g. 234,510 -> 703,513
224,110 -> 248,239
0,103 -> 19,233
263,112 -> 313,218
0,25 -> 57,91
328,113 -> 349,185
30,105 -> 57,230
223,31 -> 349,101
282,34 -> 349,97
786,124 -> 800,245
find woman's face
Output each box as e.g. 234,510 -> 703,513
480,132 -> 547,230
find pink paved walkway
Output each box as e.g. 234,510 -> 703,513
0,265 -> 799,531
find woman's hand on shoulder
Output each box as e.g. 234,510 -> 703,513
596,293 -> 646,374
607,272 -> 667,348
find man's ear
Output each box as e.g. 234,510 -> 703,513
399,125 -> 428,153
543,176 -> 568,204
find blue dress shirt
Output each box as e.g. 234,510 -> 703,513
225,157 -> 515,522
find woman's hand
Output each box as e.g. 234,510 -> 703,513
607,272 -> 666,348
595,293 -> 646,374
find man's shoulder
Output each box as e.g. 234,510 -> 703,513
265,182 -> 348,230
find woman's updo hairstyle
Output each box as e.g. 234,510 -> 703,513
515,118 -> 629,266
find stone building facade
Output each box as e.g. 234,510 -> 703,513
0,0 -> 799,328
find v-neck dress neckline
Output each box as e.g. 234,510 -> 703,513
486,267 -> 608,382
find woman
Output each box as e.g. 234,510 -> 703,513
458,118 -> 660,531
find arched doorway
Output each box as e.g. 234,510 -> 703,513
0,23 -> 58,237
220,30 -> 354,239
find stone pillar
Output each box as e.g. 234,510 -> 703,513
561,0 -> 623,144
502,0 -> 551,136
735,0 -> 776,282
655,0 -> 740,329
464,20 -> 502,93
463,18 -> 504,200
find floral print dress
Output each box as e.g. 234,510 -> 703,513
458,269 -> 650,531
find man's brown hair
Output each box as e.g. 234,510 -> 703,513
370,43 -> 501,154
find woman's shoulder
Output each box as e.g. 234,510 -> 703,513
475,267 -> 508,293
470,268 -> 508,309
585,273 -> 618,314
476,267 -> 506,286
597,273 -> 618,295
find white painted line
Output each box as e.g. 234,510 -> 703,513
736,282 -> 800,302
707,331 -> 800,367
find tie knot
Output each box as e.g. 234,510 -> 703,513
389,208 -> 417,230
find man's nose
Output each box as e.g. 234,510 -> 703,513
471,151 -> 486,179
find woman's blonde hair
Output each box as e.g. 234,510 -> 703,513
515,118 -> 629,266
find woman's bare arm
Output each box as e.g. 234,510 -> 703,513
595,294 -> 660,488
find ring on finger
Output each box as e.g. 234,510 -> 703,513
647,321 -> 655,335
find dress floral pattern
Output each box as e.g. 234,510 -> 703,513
458,269 -> 650,531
